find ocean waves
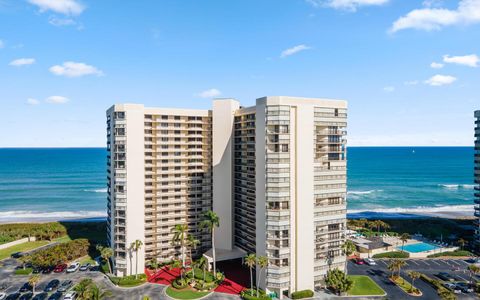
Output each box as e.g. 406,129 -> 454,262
83,188 -> 107,193
439,184 -> 475,190
0,210 -> 107,222
348,204 -> 473,214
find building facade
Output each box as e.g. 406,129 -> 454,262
106,97 -> 347,297
475,110 -> 480,247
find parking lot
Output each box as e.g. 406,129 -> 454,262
348,258 -> 478,300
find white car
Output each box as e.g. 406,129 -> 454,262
364,258 -> 376,265
64,291 -> 77,300
0,293 -> 6,300
66,262 -> 80,273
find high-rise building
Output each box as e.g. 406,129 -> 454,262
106,96 -> 347,297
474,110 -> 480,247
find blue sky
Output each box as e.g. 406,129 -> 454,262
0,0 -> 479,147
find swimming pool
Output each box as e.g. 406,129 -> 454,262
398,242 -> 440,253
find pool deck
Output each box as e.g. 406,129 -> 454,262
384,237 -> 459,258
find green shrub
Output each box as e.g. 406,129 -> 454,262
372,251 -> 409,258
291,289 -> 314,299
21,239 -> 90,267
240,289 -> 270,300
110,274 -> 147,287
427,250 -> 473,258
0,222 -> 67,244
420,273 -> 455,299
186,269 -> 215,283
14,268 -> 33,275
172,278 -> 188,289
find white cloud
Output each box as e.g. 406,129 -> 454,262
46,96 -> 69,104
390,0 -> 480,32
27,98 -> 40,105
280,44 -> 311,58
9,58 -> 36,66
28,0 -> 84,16
430,62 -> 444,69
197,88 -> 221,98
48,16 -> 76,26
306,0 -> 389,11
425,74 -> 457,86
383,86 -> 395,92
49,61 -> 103,77
422,0 -> 443,8
443,54 -> 479,67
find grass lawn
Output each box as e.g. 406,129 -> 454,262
391,276 -> 420,295
79,255 -> 97,265
0,241 -> 49,260
54,235 -> 72,243
165,286 -> 210,300
348,275 -> 385,296
14,267 -> 33,275
109,274 -> 147,287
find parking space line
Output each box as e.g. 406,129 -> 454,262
410,260 -> 420,266
450,260 -> 462,266
431,260 -> 442,266
422,260 -> 431,266
458,275 -> 469,281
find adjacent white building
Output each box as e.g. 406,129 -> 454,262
106,96 -> 348,297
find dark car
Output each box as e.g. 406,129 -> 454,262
32,267 -> 42,274
436,272 -> 454,282
32,293 -> 48,300
5,293 -> 21,300
43,280 -> 60,292
53,264 -> 67,273
89,266 -> 99,272
455,282 -> 474,293
41,266 -> 54,274
57,280 -> 73,293
19,293 -> 33,300
47,292 -> 62,300
10,252 -> 23,259
19,283 -> 32,293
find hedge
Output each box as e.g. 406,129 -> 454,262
0,222 -> 67,244
420,273 -> 455,299
21,239 -> 90,267
240,289 -> 270,300
172,278 -> 188,289
427,250 -> 473,258
372,251 -> 409,259
291,289 -> 314,299
110,274 -> 147,287
14,268 -> 33,275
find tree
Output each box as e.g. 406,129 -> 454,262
341,240 -> 356,275
74,279 -> 93,300
468,264 -> 480,285
325,268 -> 353,295
28,274 -> 41,293
200,210 -> 220,276
399,233 -> 410,252
244,254 -> 256,296
171,224 -> 189,273
147,257 -> 159,273
86,283 -> 112,300
458,238 -> 466,250
196,256 -> 208,282
256,256 -> 268,297
387,260 -> 398,278
97,245 -> 113,275
407,271 -> 420,293
186,234 -> 200,278
396,259 -> 406,279
130,239 -> 143,279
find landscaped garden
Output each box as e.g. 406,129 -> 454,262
387,259 -> 422,296
0,240 -> 49,260
347,275 -> 385,296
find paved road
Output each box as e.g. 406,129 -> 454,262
349,258 -> 477,300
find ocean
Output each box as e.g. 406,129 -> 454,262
0,147 -> 475,222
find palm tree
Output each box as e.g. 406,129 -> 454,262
458,238 -> 466,250
397,260 -> 406,280
468,264 -> 480,285
200,210 -> 220,276
256,256 -> 268,297
399,233 -> 410,252
130,239 -> 143,279
28,274 -> 41,293
87,283 -> 112,300
407,271 -> 420,293
387,260 -> 398,278
74,279 -> 93,299
341,240 -> 356,275
244,254 -> 256,296
196,256 -> 208,281
100,247 -> 113,274
187,234 -> 200,278
171,224 -> 189,272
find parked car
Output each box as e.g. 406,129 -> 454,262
53,264 -> 67,273
353,257 -> 364,265
79,263 -> 90,271
364,258 -> 376,265
32,293 -> 48,300
19,283 -> 32,293
10,252 -> 23,259
455,282 -> 474,293
47,292 -> 62,300
88,266 -> 99,272
444,283 -> 462,294
19,293 -> 33,300
436,272 -> 455,282
42,266 -> 54,274
63,292 -> 77,300
5,293 -> 20,300
0,293 -> 6,300
66,263 -> 80,273
57,281 -> 73,293
32,267 -> 42,274
44,280 -> 60,292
